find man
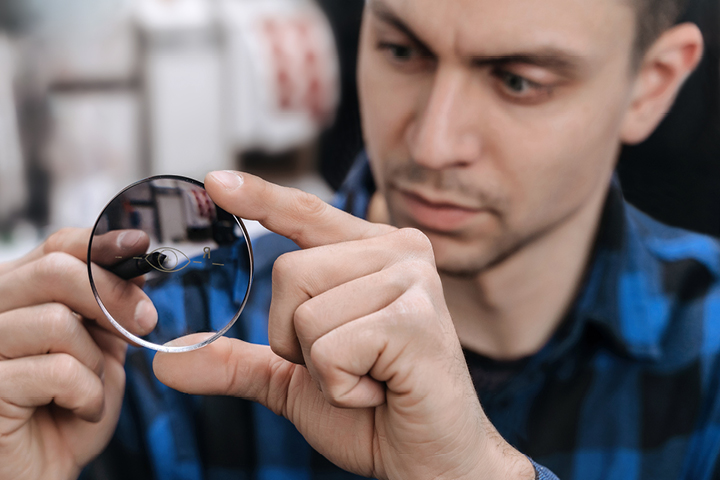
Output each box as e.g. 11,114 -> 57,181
0,0 -> 713,478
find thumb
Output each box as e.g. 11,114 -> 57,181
152,334 -> 298,415
153,334 -> 379,477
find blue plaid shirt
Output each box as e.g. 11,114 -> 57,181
82,154 -> 720,480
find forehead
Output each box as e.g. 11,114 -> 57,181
368,0 -> 636,64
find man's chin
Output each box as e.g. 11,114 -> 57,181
431,245 -> 494,278
429,233 -> 522,278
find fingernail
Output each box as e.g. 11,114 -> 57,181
135,300 -> 157,333
117,230 -> 145,249
211,171 -> 244,191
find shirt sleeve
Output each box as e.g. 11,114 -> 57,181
528,457 -> 560,480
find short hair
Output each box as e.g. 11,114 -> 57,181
631,0 -> 691,66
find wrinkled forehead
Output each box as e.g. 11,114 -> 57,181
365,0 -> 636,65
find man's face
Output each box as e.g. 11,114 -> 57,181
358,0 -> 638,275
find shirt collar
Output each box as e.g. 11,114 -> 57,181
568,180 -> 720,362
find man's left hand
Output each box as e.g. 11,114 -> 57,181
153,170 -> 534,480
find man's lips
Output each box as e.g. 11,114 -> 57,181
395,189 -> 486,232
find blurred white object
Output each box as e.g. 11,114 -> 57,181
220,0 -> 340,153
46,92 -> 141,228
135,0 -> 340,176
0,35 -> 26,224
136,0 -> 228,179
3,0 -> 130,37
134,0 -> 213,31
46,16 -> 137,85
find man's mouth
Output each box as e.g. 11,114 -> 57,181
393,188 -> 487,233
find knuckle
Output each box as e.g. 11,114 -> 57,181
272,251 -> 312,295
272,252 -> 296,282
394,287 -> 436,319
307,349 -> 340,403
397,227 -> 431,246
293,302 -> 319,338
292,190 -> 327,220
405,258 -> 434,277
34,251 -> 78,281
397,258 -> 440,290
50,353 -> 83,385
44,228 -> 79,254
394,228 -> 434,255
41,303 -> 78,339
308,342 -> 333,377
284,191 -> 328,245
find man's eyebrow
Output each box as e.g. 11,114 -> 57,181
367,0 -> 585,75
470,51 -> 586,76
368,0 -> 432,53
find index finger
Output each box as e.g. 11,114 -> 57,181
205,171 -> 394,249
0,228 -> 149,275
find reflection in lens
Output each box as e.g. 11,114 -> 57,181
87,176 -> 253,353
147,247 -> 189,273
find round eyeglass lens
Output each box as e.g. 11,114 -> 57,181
87,176 -> 253,352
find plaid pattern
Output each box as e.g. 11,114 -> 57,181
81,154 -> 720,480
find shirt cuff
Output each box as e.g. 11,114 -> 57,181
528,457 -> 560,480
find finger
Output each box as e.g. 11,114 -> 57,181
0,228 -> 149,277
153,334 -> 377,476
291,265 -> 411,368
205,171 -> 395,249
50,324 -> 130,469
154,335 -> 357,425
154,334 -> 293,403
0,304 -> 105,378
0,252 -> 157,338
269,228 -> 434,364
309,313 -> 392,409
53,332 -> 127,465
269,237 -> 395,363
309,291 -> 454,410
0,354 -> 105,422
88,229 -> 151,268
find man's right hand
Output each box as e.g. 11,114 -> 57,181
0,228 -> 157,480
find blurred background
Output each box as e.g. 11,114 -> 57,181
0,0 -> 365,262
0,0 -> 718,263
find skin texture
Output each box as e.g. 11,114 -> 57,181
0,0 -> 704,478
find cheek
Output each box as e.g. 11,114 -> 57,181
495,80 -> 629,228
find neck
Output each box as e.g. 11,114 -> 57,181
441,184 -> 611,361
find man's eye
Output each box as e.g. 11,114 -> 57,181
496,70 -> 552,102
378,42 -> 418,62
499,72 -> 537,93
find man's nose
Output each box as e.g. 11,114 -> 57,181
406,67 -> 482,170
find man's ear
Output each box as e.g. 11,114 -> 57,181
619,22 -> 704,145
